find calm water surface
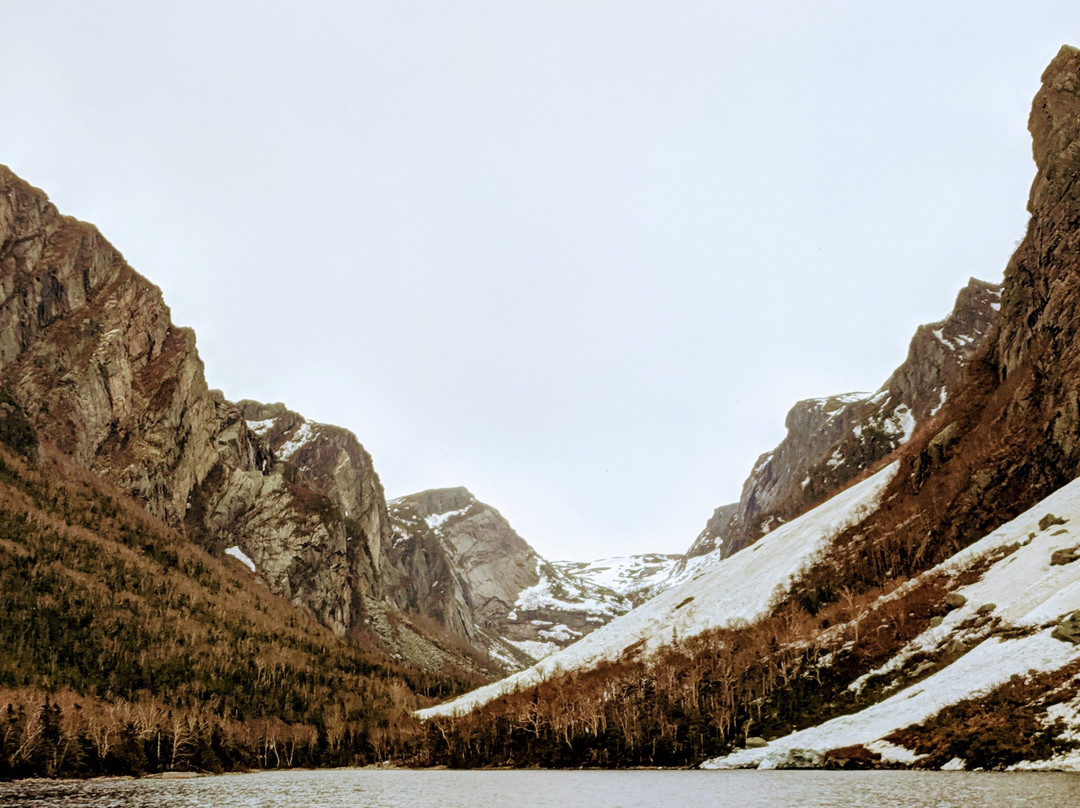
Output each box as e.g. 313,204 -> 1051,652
3,769 -> 1080,808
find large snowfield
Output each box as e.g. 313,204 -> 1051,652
417,462 -> 898,719
704,474 -> 1080,769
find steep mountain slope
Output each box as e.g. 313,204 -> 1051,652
0,430 -> 461,777
704,479 -> 1080,769
0,166 -> 507,678
388,488 -> 629,665
0,168 -> 379,627
416,47 -> 1080,772
684,278 -> 1000,565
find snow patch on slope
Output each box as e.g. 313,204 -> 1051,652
703,474 -> 1080,769
245,418 -> 275,436
425,506 -> 471,531
417,462 -> 898,719
706,633 -> 1080,769
225,545 -> 256,572
553,554 -> 682,600
513,564 -> 626,617
277,422 -> 315,460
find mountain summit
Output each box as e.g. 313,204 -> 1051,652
389,487 -> 630,666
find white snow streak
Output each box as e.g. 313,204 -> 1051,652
424,506 -> 471,530
245,418 -> 275,436
417,462 -> 897,719
277,422 -> 314,460
225,545 -> 256,572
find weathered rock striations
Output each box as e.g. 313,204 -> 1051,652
183,399 -> 395,637
685,276 -> 1001,565
0,166 -> 231,527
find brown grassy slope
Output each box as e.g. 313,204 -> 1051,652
0,422 -> 499,775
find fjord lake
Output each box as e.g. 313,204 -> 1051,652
4,770 -> 1080,807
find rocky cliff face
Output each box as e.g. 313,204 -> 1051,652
0,167 -> 383,635
879,44 -> 1080,570
181,399 -> 394,637
0,165 -> 503,678
684,277 -> 1001,565
389,488 -> 630,664
0,167 -> 235,527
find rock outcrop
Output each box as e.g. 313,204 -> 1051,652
182,400 -> 394,637
389,488 -> 630,664
685,276 -> 1001,564
868,45 -> 1080,574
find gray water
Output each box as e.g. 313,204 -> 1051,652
3,769 -> 1080,807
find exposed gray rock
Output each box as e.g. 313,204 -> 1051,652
944,592 -> 968,608
912,660 -> 937,676
1050,547 -> 1080,566
683,278 -> 1001,566
1040,513 -> 1068,531
388,488 -> 630,666
767,748 -> 825,769
1052,611 -> 1080,644
944,639 -> 970,658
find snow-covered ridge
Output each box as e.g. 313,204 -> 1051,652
553,553 -> 682,602
703,474 -> 1080,770
417,461 -> 898,719
514,560 -> 627,618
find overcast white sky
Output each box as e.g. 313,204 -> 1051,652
0,3 -> 1075,559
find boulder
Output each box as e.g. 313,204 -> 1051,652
944,592 -> 967,609
1050,547 -> 1080,566
1039,513 -> 1067,531
1052,612 -> 1080,644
